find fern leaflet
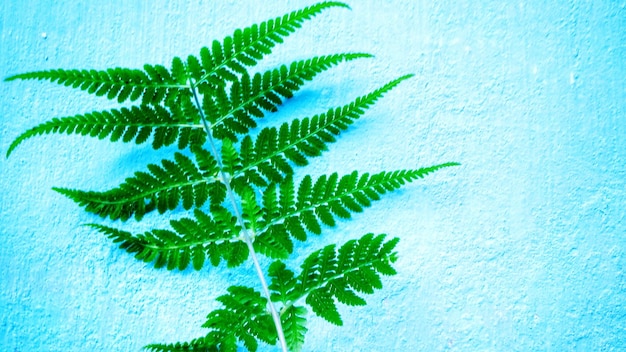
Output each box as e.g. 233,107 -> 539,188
189,1 -> 350,87
86,205 -> 247,270
252,164 -> 458,257
282,233 -> 398,326
195,286 -> 277,352
6,101 -> 205,157
144,336 -> 220,352
235,75 -> 414,187
5,58 -> 191,105
280,305 -> 308,352
54,149 -> 221,221
206,53 -> 372,141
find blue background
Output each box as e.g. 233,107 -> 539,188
1,1 -> 625,351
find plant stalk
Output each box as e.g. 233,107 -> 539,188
189,81 -> 289,352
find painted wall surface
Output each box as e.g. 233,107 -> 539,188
1,1 -> 624,351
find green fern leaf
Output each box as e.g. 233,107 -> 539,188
240,186 -> 262,231
256,164 -> 458,247
5,102 -> 205,157
208,53 -> 372,141
236,75 -> 413,184
54,150 -> 221,221
295,233 -> 399,326
253,224 -> 293,259
200,286 -> 277,352
144,335 -> 219,352
299,244 -> 338,292
5,2 -> 459,349
86,207 -> 242,270
176,234 -> 398,350
221,241 -> 250,268
220,138 -> 242,176
190,2 -> 350,87
306,289 -> 343,326
268,261 -> 298,303
5,57 -> 190,105
280,305 -> 308,352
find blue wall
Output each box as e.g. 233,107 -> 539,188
1,1 -> 624,351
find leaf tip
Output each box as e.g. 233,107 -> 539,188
4,74 -> 19,82
399,73 -> 416,81
6,137 -> 24,158
353,52 -> 374,59
327,1 -> 351,10
81,223 -> 99,229
51,186 -> 71,197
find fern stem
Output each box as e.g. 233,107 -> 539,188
190,80 -> 289,352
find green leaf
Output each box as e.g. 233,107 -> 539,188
86,207 -> 240,271
306,289 -> 343,326
5,65 -> 190,105
268,261 -> 297,303
6,102 -> 205,157
257,164 -> 459,241
236,75 -> 413,182
294,233 -> 400,326
241,187 -> 262,231
54,151 -> 220,221
281,306 -> 308,352
209,53 -> 372,141
199,286 -> 277,352
5,2 -> 459,351
221,138 -> 242,176
190,2 -> 351,87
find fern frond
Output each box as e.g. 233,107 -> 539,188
207,53 -> 372,141
200,286 -> 277,352
150,286 -> 279,351
253,224 -> 293,260
4,1 -> 460,349
5,57 -> 190,105
87,206 -> 243,271
280,305 -> 308,352
6,101 -> 205,157
270,233 -> 399,327
190,2 -> 350,87
54,150 -> 221,221
220,138 -> 243,176
236,75 -> 414,186
241,186 -> 263,232
144,335 -> 219,352
268,262 -> 299,304
257,163 -> 458,247
158,234 -> 396,350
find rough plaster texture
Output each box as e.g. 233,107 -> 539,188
1,0 -> 625,351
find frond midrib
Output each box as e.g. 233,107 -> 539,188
6,70 -> 190,89
34,118 -> 203,129
60,177 -> 216,205
141,232 -> 238,252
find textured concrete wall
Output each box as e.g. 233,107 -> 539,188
1,1 -> 624,351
